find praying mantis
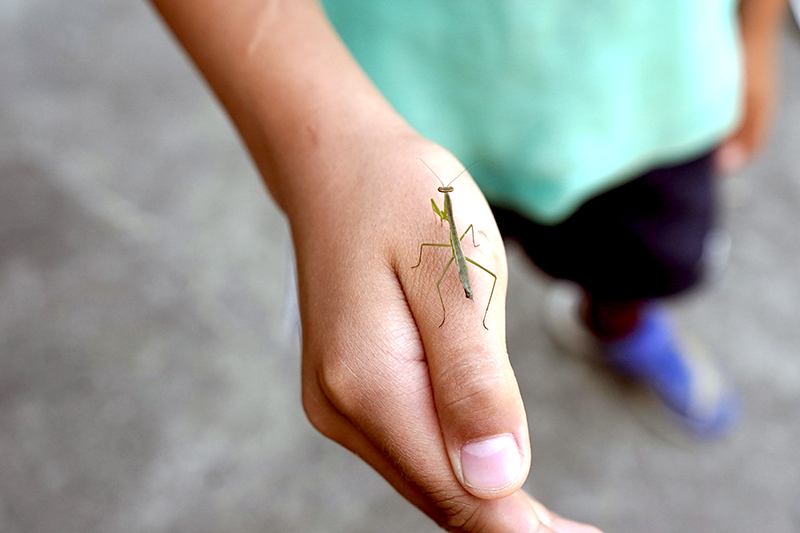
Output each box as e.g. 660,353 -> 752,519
412,159 -> 497,330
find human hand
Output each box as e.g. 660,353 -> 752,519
716,0 -> 787,175
715,43 -> 778,175
290,132 -> 602,532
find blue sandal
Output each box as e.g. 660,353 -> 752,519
546,282 -> 740,439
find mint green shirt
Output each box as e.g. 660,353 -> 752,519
323,0 -> 742,223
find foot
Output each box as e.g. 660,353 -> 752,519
545,282 -> 740,439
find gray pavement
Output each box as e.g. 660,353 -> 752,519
2,2 -> 800,532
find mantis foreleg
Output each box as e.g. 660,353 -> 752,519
460,224 -> 479,248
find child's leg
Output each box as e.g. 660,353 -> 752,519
492,150 -> 739,436
582,296 -> 643,340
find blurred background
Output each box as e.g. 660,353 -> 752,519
2,1 -> 800,532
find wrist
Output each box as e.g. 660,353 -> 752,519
252,100 -> 413,216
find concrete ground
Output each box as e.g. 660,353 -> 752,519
2,2 -> 800,532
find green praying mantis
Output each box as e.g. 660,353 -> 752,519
412,159 -> 497,330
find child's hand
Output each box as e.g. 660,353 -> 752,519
715,41 -> 777,175
152,1 -> 604,528
716,0 -> 787,175
290,135 -> 602,533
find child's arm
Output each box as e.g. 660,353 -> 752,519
150,1 -> 601,531
717,0 -> 788,173
149,0 -> 402,209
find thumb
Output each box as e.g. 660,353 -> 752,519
427,322 -> 531,500
407,179 -> 529,500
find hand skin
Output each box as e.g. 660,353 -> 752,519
149,0 -> 602,531
716,0 -> 788,175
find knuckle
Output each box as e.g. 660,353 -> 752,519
301,385 -> 337,438
446,510 -> 484,532
300,340 -> 369,438
301,361 -> 367,442
444,507 -> 482,532
428,490 -> 485,532
436,359 -> 510,422
315,350 -> 369,420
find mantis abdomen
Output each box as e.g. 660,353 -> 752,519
444,192 -> 473,301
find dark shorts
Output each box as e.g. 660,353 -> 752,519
492,151 -> 717,301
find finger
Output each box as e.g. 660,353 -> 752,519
527,495 -> 605,533
302,371 -> 445,519
403,168 -> 530,500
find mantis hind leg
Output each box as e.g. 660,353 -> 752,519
465,257 -> 497,330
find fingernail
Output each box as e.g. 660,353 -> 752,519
460,434 -> 522,491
